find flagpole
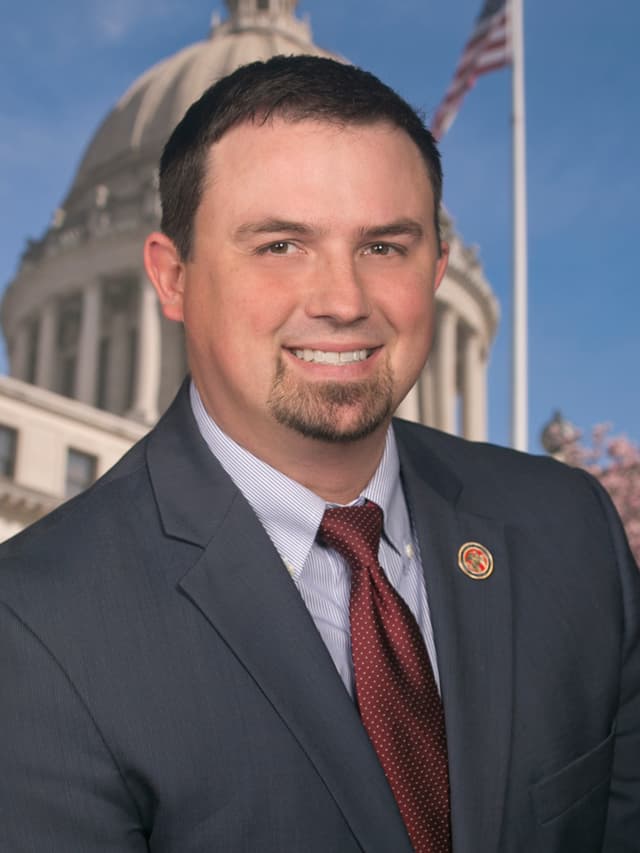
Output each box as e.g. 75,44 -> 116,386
510,0 -> 528,451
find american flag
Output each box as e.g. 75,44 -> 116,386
431,0 -> 511,140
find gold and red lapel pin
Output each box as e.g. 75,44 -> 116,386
457,542 -> 494,580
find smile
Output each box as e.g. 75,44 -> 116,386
292,349 -> 372,365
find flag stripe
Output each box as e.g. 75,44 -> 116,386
464,22 -> 509,58
431,0 -> 511,140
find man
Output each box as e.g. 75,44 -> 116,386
1,56 -> 638,853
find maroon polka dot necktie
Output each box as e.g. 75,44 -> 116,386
318,501 -> 451,853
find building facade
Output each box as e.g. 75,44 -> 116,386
0,0 -> 499,535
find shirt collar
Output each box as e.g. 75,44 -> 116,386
189,381 -> 410,577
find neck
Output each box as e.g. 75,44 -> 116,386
192,382 -> 390,503
264,428 -> 390,504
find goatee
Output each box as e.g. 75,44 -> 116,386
267,357 -> 394,443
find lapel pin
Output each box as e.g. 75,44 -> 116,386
458,542 -> 494,580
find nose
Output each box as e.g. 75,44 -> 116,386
305,255 -> 371,324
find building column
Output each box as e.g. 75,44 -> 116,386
395,379 -> 421,422
420,361 -> 437,428
35,300 -> 58,390
10,322 -> 31,381
75,279 -> 102,405
433,304 -> 457,434
461,330 -> 488,441
129,277 -> 161,424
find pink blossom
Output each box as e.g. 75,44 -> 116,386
552,423 -> 640,565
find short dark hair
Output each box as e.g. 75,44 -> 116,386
159,54 -> 443,260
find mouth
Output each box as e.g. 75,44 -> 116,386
289,348 -> 375,366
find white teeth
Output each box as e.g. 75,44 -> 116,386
293,348 -> 371,365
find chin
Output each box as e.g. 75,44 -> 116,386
275,402 -> 392,444
267,360 -> 394,444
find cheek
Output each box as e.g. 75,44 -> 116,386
384,279 -> 435,336
183,274 -> 274,351
223,265 -> 297,326
240,284 -> 301,343
385,287 -> 436,379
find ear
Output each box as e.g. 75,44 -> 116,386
143,231 -> 185,322
433,241 -> 450,292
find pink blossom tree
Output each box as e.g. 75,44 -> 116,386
542,414 -> 640,565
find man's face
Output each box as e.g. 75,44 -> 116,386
169,118 -> 447,454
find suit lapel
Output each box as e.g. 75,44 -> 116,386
147,387 -> 412,853
397,426 -> 513,853
180,496 -> 412,853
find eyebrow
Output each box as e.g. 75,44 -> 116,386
233,219 -> 315,240
358,219 -> 424,241
233,217 -> 425,241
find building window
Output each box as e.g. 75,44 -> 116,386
96,336 -> 111,410
100,275 -> 139,415
65,448 -> 97,498
0,425 -> 17,479
60,355 -> 77,398
125,327 -> 138,411
25,319 -> 39,384
56,294 -> 82,399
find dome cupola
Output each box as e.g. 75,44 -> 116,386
226,0 -> 300,18
214,0 -> 311,42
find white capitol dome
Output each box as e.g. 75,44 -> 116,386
2,0 -> 498,441
65,0 -> 338,231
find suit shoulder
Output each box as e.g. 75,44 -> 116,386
393,417 -> 562,475
0,433 -> 151,561
392,418 -> 599,515
0,427 -> 182,661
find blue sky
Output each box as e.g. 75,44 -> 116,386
1,0 -> 638,450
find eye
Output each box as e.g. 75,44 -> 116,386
363,242 -> 404,257
257,241 -> 298,255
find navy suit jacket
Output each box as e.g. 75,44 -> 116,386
1,383 -> 639,852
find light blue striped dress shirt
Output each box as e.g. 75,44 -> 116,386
190,382 -> 440,697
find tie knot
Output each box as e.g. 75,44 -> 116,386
317,501 -> 383,570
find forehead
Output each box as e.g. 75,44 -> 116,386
200,118 -> 434,217
209,115 -> 414,157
